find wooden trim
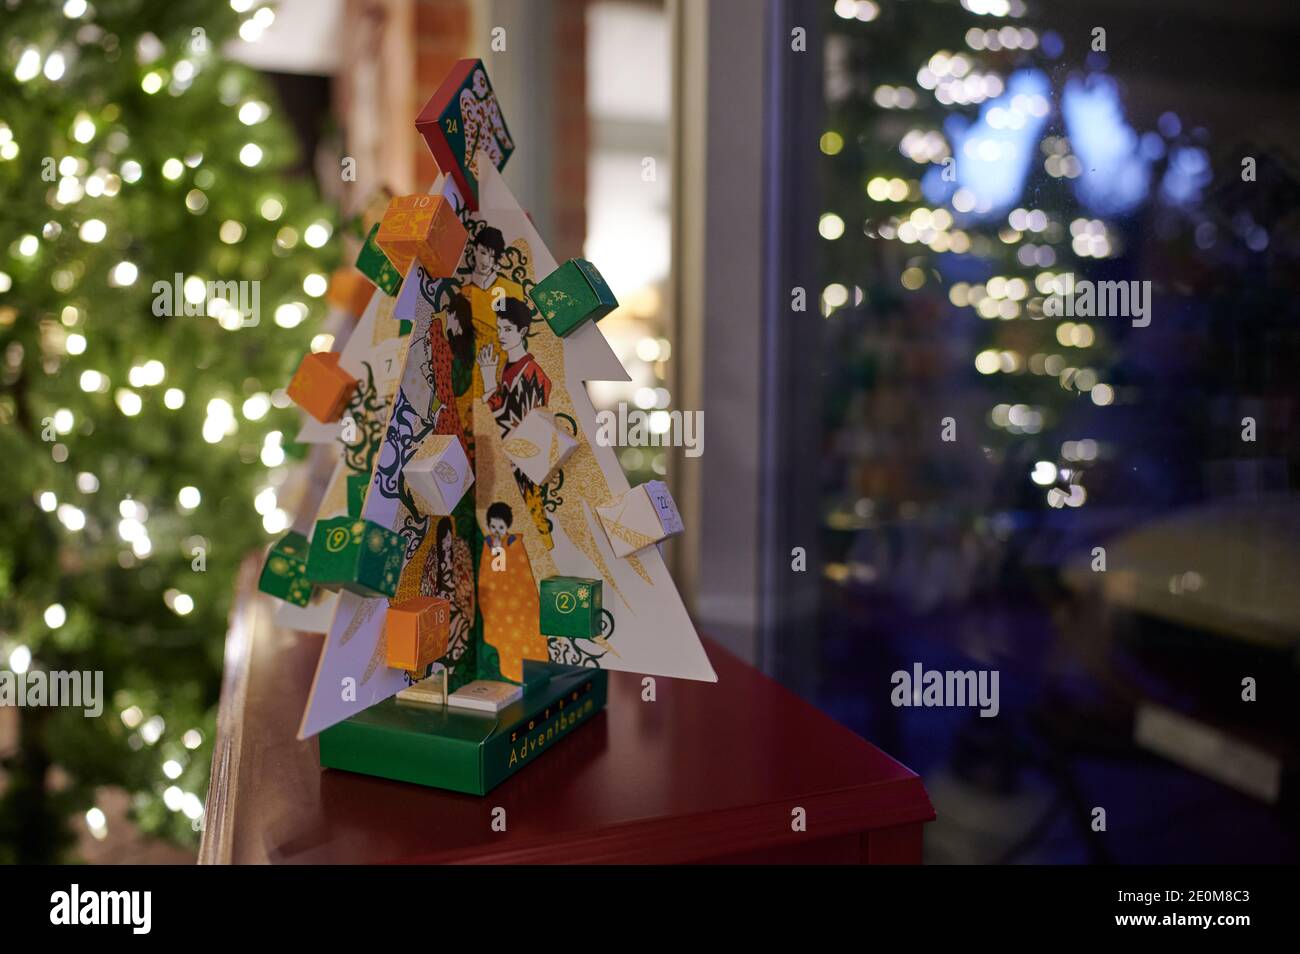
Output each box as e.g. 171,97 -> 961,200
668,0 -> 769,666
197,555 -> 262,865
403,780 -> 934,865
756,0 -> 825,695
861,823 -> 926,864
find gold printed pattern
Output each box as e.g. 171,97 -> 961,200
338,597 -> 380,648
605,521 -> 656,552
362,622 -> 387,684
502,437 -> 540,459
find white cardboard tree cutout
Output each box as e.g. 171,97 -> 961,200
297,165 -> 714,741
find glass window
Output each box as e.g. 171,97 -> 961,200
585,0 -> 674,486
810,0 -> 1300,862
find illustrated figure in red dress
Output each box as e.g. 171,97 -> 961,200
478,298 -> 554,544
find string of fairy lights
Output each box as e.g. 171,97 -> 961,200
2,0 -> 331,846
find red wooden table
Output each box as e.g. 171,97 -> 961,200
201,564 -> 934,864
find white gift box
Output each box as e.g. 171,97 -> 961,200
596,479 -> 684,558
404,433 -> 474,515
501,408 -> 578,485
447,680 -> 523,712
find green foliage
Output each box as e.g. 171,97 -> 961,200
0,0 -> 335,860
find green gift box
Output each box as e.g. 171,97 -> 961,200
538,575 -> 603,638
306,517 -> 405,598
527,258 -> 618,338
282,438 -> 309,461
355,223 -> 404,297
257,531 -> 313,607
346,471 -> 370,518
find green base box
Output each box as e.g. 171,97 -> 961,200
528,258 -> 618,338
257,531 -> 313,607
306,516 -> 405,598
319,664 -> 607,795
539,576 -> 602,638
356,223 -> 404,297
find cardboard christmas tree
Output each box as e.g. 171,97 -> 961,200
258,59 -> 715,795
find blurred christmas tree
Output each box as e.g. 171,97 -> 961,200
0,0 -> 333,861
817,0 -> 1222,598
821,1 -> 1085,523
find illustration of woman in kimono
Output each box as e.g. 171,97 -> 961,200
477,297 -> 554,545
477,502 -> 547,683
424,300 -> 466,455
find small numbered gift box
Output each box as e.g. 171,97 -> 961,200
539,576 -> 603,639
414,58 -> 515,210
404,434 -> 474,515
385,596 -> 451,671
528,258 -> 618,338
306,517 -> 406,599
287,351 -> 358,424
325,267 -> 374,317
501,409 -> 577,486
596,479 -> 684,558
375,193 -> 468,279
257,531 -> 313,607
355,223 -> 404,296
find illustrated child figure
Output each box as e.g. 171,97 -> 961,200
477,502 -> 548,683
478,298 -> 554,545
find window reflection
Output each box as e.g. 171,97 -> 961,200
585,0 -> 673,484
816,0 -> 1300,862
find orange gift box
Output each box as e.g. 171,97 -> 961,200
325,268 -> 373,317
386,596 -> 451,671
375,194 -> 468,280
287,351 -> 358,424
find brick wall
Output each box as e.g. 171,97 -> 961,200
337,0 -> 588,258
550,0 -> 589,261
414,0 -> 474,186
